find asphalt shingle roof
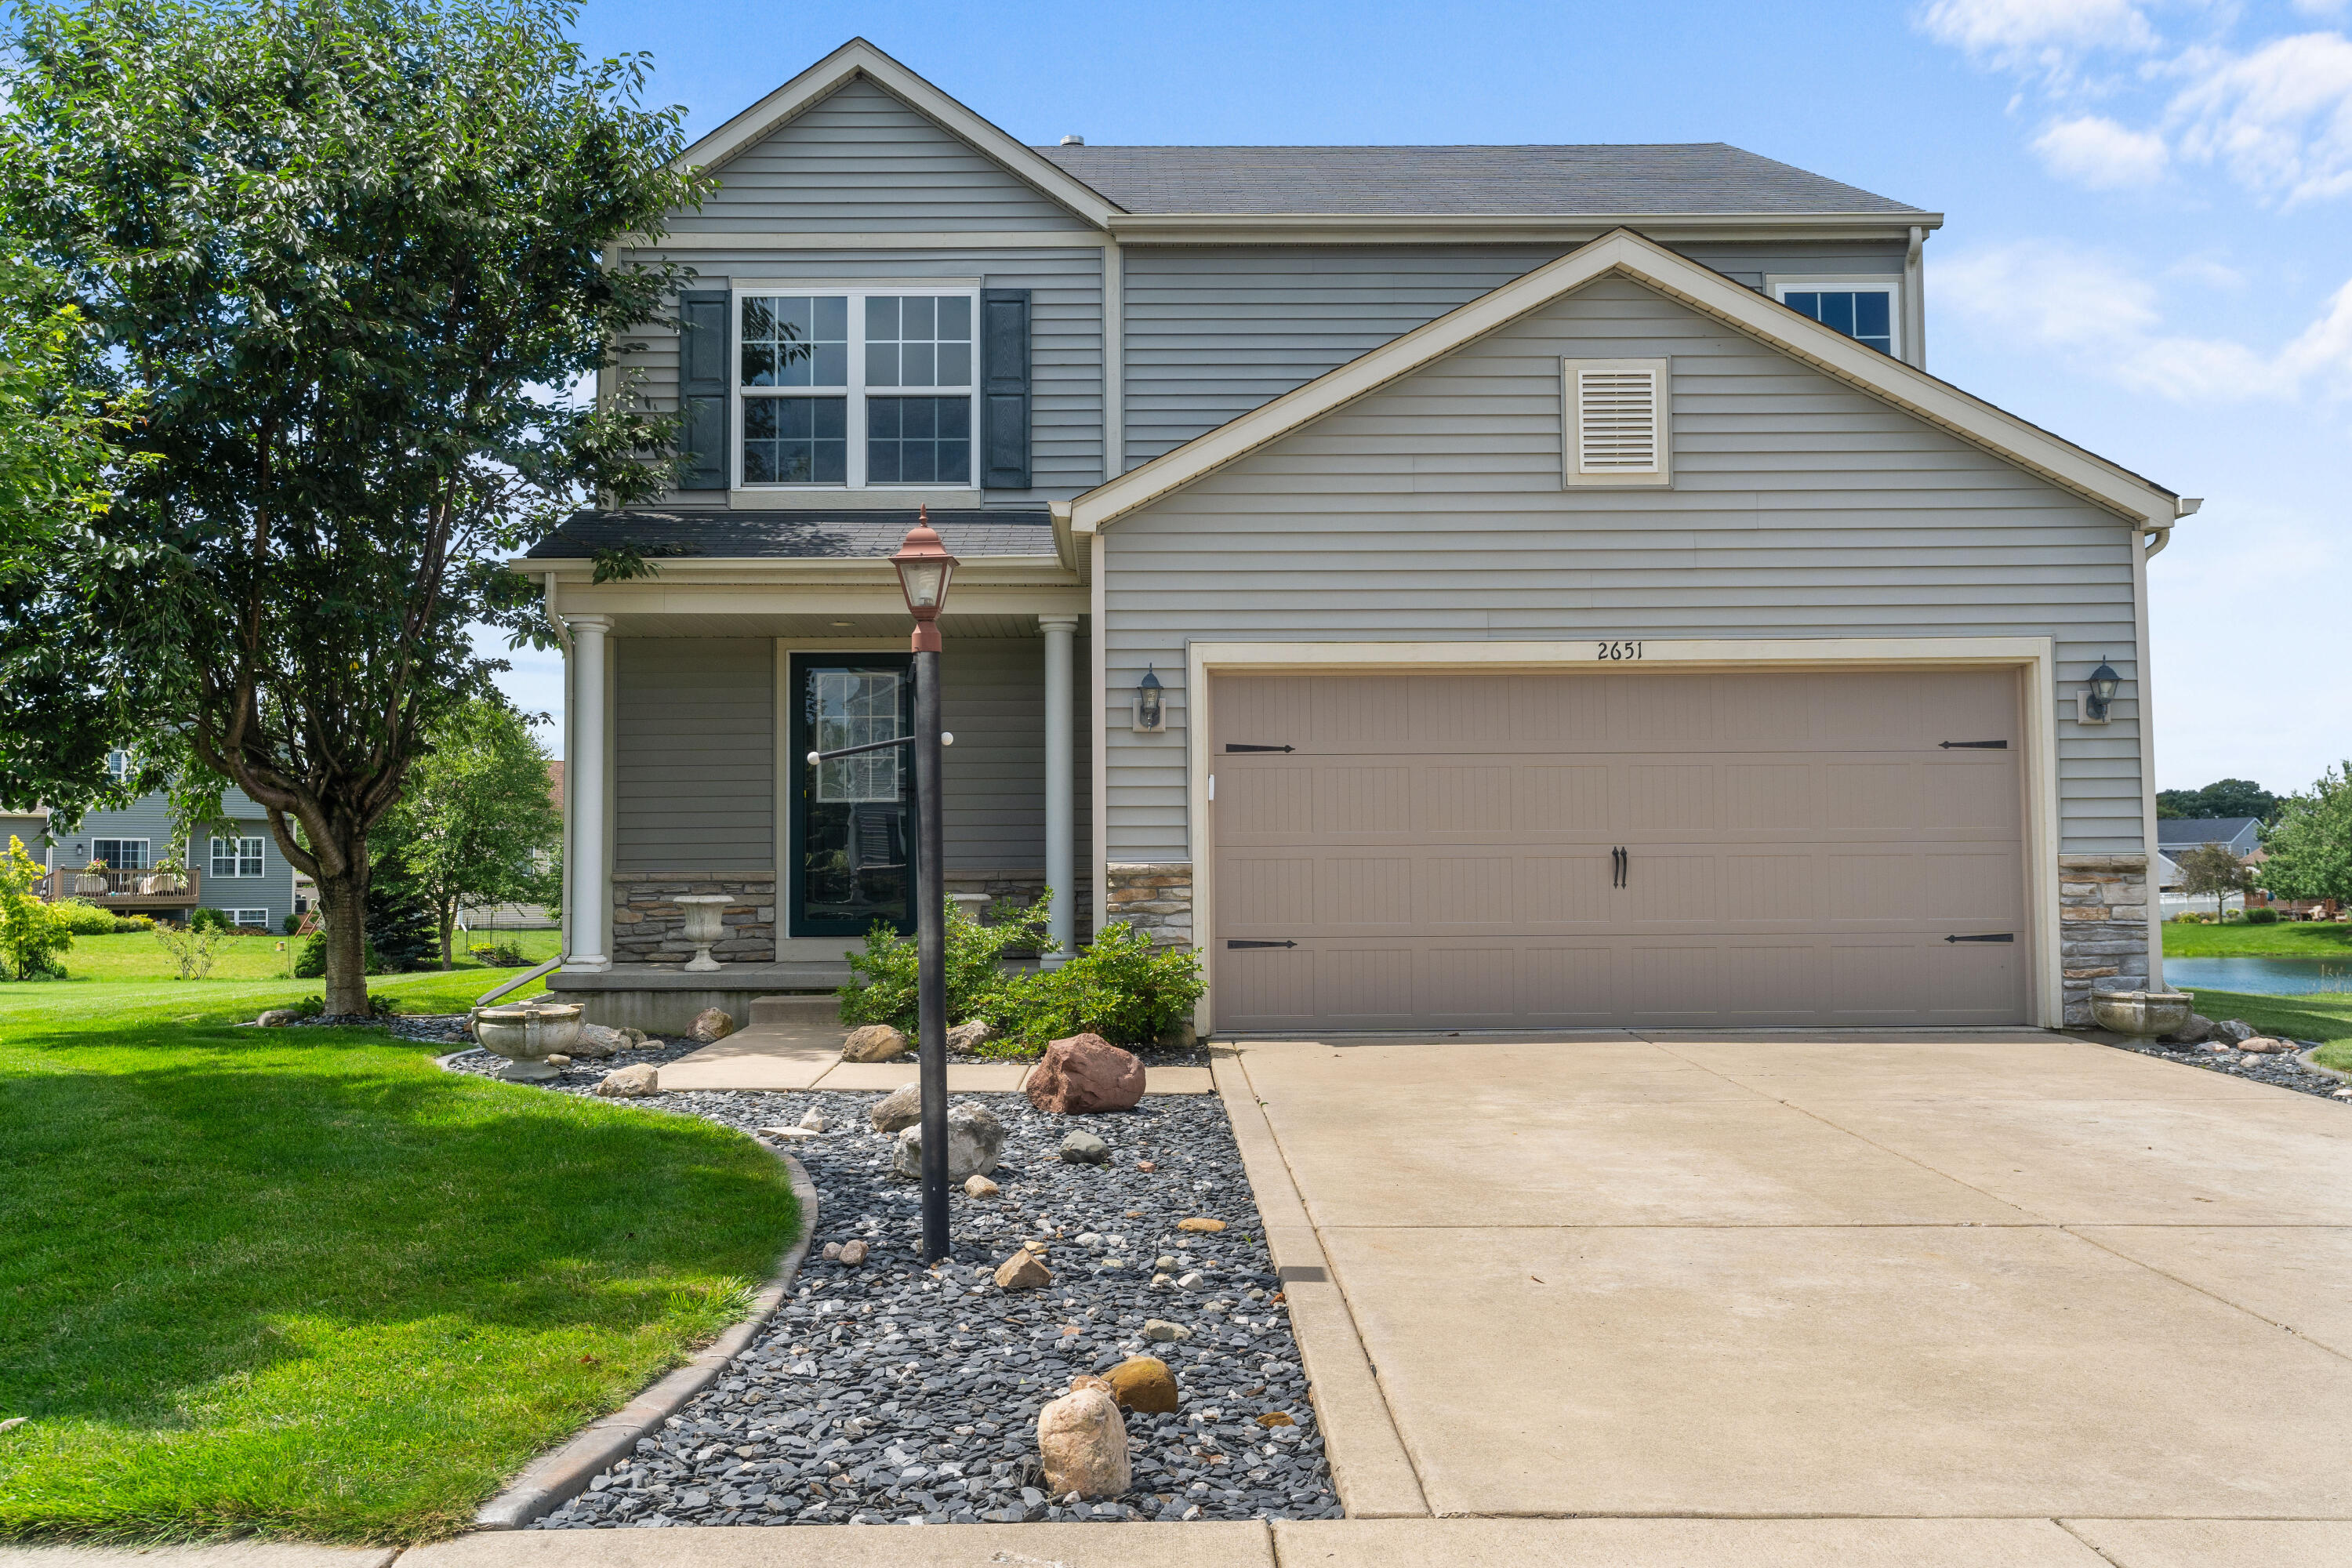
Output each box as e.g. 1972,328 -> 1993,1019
1033,143 -> 1925,217
2155,817 -> 2263,850
524,509 -> 1054,561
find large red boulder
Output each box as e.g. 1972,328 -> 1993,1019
1025,1033 -> 1145,1114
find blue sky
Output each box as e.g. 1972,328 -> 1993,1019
506,0 -> 2352,797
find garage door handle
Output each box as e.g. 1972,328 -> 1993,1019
1227,939 -> 1297,949
1945,933 -> 2015,943
1612,846 -> 1628,888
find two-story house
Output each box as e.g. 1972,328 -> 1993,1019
525,39 -> 2184,1036
29,752 -> 300,930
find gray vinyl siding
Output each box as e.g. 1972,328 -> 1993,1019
614,639 -> 775,873
1102,273 -> 2146,858
615,247 -> 1104,502
59,789 -> 296,924
1117,241 -> 1907,463
611,633 -> 1091,880
673,78 -> 1085,234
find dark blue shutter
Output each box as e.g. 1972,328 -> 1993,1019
677,289 -> 730,492
980,287 -> 1031,490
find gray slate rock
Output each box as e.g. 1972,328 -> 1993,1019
893,1102 -> 1006,1182
1060,1130 -> 1110,1164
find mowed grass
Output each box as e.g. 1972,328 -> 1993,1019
50,927 -> 563,985
2162,920 -> 2352,959
2183,986 -> 2352,1075
0,980 -> 799,1544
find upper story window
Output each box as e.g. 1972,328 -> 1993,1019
736,290 -> 976,489
1769,276 -> 1900,358
106,750 -> 132,782
211,835 -> 264,877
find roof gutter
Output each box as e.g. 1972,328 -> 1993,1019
2147,495 -> 2201,558
1101,209 -> 1944,245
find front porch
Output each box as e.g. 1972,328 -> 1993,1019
525,509 -> 1092,1030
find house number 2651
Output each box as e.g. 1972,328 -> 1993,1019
1595,640 -> 1644,661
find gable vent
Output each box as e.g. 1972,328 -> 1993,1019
1563,358 -> 1671,488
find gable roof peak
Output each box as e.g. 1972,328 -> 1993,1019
677,38 -> 1122,227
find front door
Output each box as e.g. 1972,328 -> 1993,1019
789,652 -> 917,938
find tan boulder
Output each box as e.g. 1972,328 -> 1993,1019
1038,1381 -> 1130,1499
946,1018 -> 993,1052
570,1023 -> 627,1059
964,1174 -> 1000,1199
994,1250 -> 1053,1290
869,1081 -> 923,1132
256,1009 -> 302,1028
838,1240 -> 868,1266
1104,1356 -> 1179,1414
2239,1035 -> 2293,1054
842,1023 -> 909,1062
689,1008 -> 735,1043
1177,1217 -> 1225,1234
592,1063 -> 659,1098
1025,1033 -> 1145,1114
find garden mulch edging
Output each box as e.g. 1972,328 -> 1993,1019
430,1047 -> 822,1532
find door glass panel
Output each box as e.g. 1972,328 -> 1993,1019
794,657 -> 915,935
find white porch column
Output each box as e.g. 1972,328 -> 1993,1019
566,614 -> 612,970
1040,614 -> 1078,965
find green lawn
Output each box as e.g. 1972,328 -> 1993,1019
2161,920 -> 2352,958
45,927 -> 563,986
2182,986 -> 2352,1075
0,975 -> 800,1544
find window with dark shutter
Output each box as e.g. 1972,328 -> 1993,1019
677,289 -> 731,491
979,288 -> 1031,490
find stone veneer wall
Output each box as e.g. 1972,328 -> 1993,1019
611,873 -> 776,966
1105,862 -> 1192,946
2059,851 -> 2152,1025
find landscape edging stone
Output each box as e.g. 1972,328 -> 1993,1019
468,1144 -> 818,1530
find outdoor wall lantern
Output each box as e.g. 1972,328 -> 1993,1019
2078,658 -> 2122,724
1133,664 -> 1167,733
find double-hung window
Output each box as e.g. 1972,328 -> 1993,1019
737,290 -> 977,489
1769,276 -> 1900,358
211,836 -> 264,877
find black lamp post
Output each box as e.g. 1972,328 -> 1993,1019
891,511 -> 959,1264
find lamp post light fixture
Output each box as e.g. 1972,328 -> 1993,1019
891,509 -> 959,1264
2081,658 -> 2122,724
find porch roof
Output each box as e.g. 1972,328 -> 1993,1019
527,508 -> 1056,561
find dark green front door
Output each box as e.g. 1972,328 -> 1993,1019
789,652 -> 916,937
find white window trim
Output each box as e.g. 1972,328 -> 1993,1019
92,837 -> 149,869
1766,274 -> 1904,361
1561,358 -> 1671,489
229,908 -> 270,927
211,835 -> 265,877
731,285 -> 983,494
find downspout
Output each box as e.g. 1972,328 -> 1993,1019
1904,225 -> 1927,369
546,572 -> 574,967
2134,496 -> 2198,993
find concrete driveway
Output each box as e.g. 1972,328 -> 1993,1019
1219,1030 -> 2352,1559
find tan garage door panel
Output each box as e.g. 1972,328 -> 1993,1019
1211,670 -> 2028,1031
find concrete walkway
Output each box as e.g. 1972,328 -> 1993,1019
655,996 -> 1213,1094
1215,1029 -> 2352,1559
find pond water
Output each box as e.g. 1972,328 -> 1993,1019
2165,956 -> 2352,996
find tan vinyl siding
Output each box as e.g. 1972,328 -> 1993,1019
614,247 -> 1104,500
675,78 -> 1082,234
1102,273 -> 2144,858
1119,241 -> 1907,463
615,638 -> 775,873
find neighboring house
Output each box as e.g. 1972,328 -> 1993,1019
38,753 -> 299,929
2154,816 -> 2263,875
524,38 -> 2187,1034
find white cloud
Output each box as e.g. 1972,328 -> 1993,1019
2166,32 -> 2352,203
1938,240 -> 2352,399
2033,114 -> 2172,184
2291,0 -> 2347,19
1918,0 -> 2157,65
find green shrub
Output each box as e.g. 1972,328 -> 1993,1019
112,913 -> 154,934
51,898 -> 128,935
189,906 -> 231,934
293,991 -> 395,1019
295,929 -> 386,978
283,913 -> 302,935
470,940 -> 528,967
991,920 -> 1205,1054
2245,906 -> 2281,924
2221,909 -> 2247,924
837,892 -> 1055,1036
153,924 -> 222,979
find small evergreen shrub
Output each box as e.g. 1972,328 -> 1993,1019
282,913 -> 302,935
838,893 -> 1055,1036
990,920 -> 1206,1054
2245,906 -> 2281,924
188,906 -> 231,934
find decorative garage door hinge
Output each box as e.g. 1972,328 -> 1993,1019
1224,743 -> 1294,753
1938,739 -> 2008,749
1944,933 -> 2016,943
1226,939 -> 1298,949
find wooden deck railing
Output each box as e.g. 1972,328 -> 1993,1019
44,866 -> 201,906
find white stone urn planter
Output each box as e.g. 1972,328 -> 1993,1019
677,895 -> 731,973
2089,988 -> 2193,1038
474,1002 -> 584,1082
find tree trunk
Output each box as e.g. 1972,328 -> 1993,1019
315,865 -> 372,1017
440,906 -> 456,971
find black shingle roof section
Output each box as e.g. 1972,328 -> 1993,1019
1033,143 -> 1923,218
525,509 -> 1055,561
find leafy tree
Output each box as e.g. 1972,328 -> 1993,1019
0,0 -> 705,1014
2256,764 -> 2352,909
2174,841 -> 2252,921
0,836 -> 73,980
375,699 -> 562,967
2156,779 -> 2278,821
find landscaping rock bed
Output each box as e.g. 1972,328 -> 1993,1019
2096,1033 -> 2350,1101
440,1051 -> 1338,1529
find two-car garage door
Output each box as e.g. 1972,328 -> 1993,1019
1210,668 -> 2029,1032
